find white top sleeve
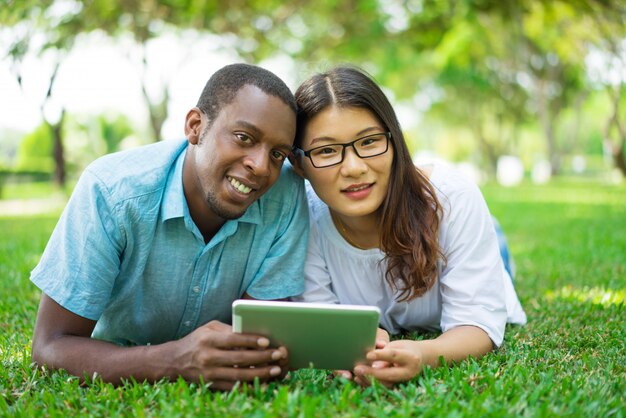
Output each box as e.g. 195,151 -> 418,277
294,163 -> 526,347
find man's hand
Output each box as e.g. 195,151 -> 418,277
170,320 -> 288,390
31,294 -> 288,390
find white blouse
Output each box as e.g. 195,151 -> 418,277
293,163 -> 527,347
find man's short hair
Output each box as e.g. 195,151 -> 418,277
196,63 -> 296,124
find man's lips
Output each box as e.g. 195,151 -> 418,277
227,176 -> 258,195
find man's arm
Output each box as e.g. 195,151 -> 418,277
32,293 -> 286,390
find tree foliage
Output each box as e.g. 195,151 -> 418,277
4,0 -> 626,177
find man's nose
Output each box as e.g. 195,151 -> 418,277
244,147 -> 271,177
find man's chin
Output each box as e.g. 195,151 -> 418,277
208,202 -> 248,220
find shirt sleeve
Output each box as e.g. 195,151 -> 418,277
438,181 -> 508,347
244,167 -> 309,300
30,168 -> 124,320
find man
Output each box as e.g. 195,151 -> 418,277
30,63 -> 308,390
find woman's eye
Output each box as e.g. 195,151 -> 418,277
313,147 -> 338,156
361,135 -> 383,146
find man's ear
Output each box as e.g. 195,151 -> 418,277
288,152 -> 306,179
184,107 -> 204,145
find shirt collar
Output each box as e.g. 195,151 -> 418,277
161,146 -> 187,222
161,146 -> 262,226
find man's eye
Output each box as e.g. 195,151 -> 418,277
235,133 -> 252,143
272,150 -> 287,161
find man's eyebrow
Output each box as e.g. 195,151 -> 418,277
234,120 -> 262,135
276,143 -> 294,154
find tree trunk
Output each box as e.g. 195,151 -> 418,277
613,140 -> 626,177
603,86 -> 626,178
537,80 -> 561,175
50,109 -> 66,187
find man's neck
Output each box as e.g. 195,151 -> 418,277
182,151 -> 226,243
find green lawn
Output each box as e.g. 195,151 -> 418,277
1,179 -> 625,417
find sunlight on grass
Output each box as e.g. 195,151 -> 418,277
0,347 -> 26,364
544,285 -> 626,306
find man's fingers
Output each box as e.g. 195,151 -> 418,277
208,347 -> 285,367
205,365 -> 283,384
201,322 -> 271,350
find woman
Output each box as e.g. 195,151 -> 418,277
290,66 -> 526,387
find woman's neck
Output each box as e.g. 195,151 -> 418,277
330,210 -> 381,250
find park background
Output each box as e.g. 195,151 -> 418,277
1,0 -> 625,416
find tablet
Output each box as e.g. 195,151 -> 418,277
232,300 -> 381,370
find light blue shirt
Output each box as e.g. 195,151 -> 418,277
31,139 -> 309,346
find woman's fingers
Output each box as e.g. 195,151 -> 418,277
333,369 -> 353,379
353,346 -> 423,385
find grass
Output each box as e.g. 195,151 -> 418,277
1,179 -> 625,417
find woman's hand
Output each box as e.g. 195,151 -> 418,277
352,326 -> 494,388
352,340 -> 424,388
333,327 -> 390,380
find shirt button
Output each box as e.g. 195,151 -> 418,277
184,321 -> 191,327
193,286 -> 200,293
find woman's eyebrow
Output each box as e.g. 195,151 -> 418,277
309,126 -> 383,146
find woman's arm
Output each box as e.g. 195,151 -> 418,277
353,325 -> 493,387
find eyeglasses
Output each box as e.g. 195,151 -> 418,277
294,132 -> 391,168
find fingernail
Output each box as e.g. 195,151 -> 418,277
271,350 -> 283,360
269,366 -> 281,376
257,337 -> 270,347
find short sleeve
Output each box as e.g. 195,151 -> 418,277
291,218 -> 340,304
30,169 -> 125,320
438,181 -> 508,346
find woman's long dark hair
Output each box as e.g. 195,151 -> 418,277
295,66 -> 445,301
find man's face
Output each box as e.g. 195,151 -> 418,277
185,85 -> 296,221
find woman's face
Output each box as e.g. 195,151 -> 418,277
298,105 -> 394,219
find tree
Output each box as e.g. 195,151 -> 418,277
2,0 -> 89,187
585,2 -> 626,177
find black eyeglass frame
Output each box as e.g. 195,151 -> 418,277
293,132 -> 392,168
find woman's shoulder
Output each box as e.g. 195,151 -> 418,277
424,161 -> 484,205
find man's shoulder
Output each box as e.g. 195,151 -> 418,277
84,139 -> 188,202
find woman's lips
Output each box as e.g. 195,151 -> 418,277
341,183 -> 374,200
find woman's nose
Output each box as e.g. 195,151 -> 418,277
340,146 -> 368,177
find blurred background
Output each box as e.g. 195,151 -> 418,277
1,0 -> 625,206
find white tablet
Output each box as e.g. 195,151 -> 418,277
232,299 -> 381,370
